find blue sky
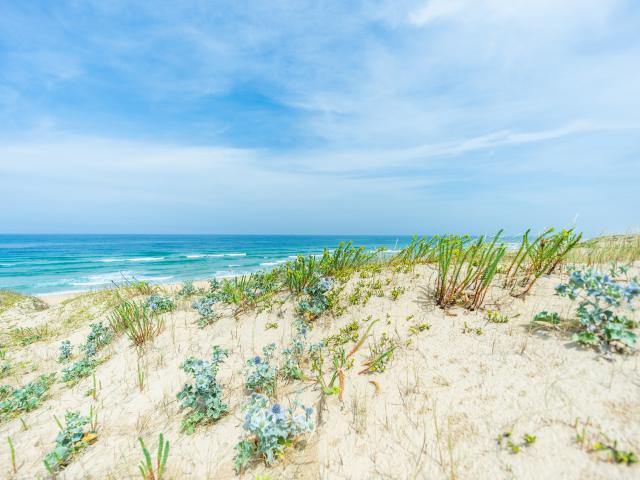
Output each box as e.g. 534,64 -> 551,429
0,0 -> 639,235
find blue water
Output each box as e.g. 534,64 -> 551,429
0,235 -> 414,295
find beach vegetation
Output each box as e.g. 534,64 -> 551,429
9,325 -> 51,346
435,232 -> 506,310
62,357 -> 98,384
391,235 -> 439,266
283,255 -> 321,295
360,332 -> 396,374
109,298 -> 164,347
234,393 -> 314,473
502,228 -> 582,297
0,373 -> 56,421
318,241 -> 376,279
43,409 -> 97,474
486,310 -> 509,324
58,340 -> 73,363
553,267 -> 639,354
296,277 -> 333,321
244,344 -> 278,397
145,294 -> 176,314
575,419 -> 637,465
191,297 -> 217,327
177,346 -> 229,434
177,280 -> 198,298
138,433 -> 170,480
124,280 -> 156,297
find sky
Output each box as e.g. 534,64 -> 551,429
0,0 -> 639,236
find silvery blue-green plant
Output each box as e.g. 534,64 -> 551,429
280,319 -> 310,381
43,410 -> 96,474
177,280 -> 198,298
554,267 -> 639,353
234,393 -> 314,472
191,297 -> 217,327
177,346 -> 229,434
58,340 -> 73,363
296,277 -> 334,321
244,343 -> 278,396
0,373 -> 56,420
62,357 -> 98,384
83,322 -> 112,357
145,294 -> 176,314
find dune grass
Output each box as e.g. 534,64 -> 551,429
568,234 -> 640,265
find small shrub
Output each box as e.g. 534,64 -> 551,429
62,357 -> 98,384
191,297 -> 217,327
138,433 -> 170,480
555,267 -> 639,354
58,340 -> 73,363
234,393 -> 315,473
177,280 -> 198,298
43,410 -> 97,474
0,373 -> 56,420
83,322 -> 112,357
281,325 -> 308,382
177,346 -> 229,434
296,277 -> 334,321
244,344 -> 278,397
145,294 -> 176,314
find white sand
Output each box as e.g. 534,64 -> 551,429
0,265 -> 638,479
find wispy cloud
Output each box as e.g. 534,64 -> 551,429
0,1 -> 639,234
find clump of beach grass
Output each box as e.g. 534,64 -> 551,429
108,298 -> 164,347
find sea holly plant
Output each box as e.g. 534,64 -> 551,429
191,297 -> 217,327
63,323 -> 111,384
280,320 -> 310,381
244,344 -> 278,396
58,340 -> 73,363
553,267 -> 639,354
176,346 -> 229,434
0,373 -> 56,420
43,410 -> 97,474
234,393 -> 315,473
83,322 -> 112,357
145,294 -> 176,314
296,277 -> 334,321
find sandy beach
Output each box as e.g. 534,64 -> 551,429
1,236 -> 639,479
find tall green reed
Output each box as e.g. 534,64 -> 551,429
108,298 -> 164,347
435,231 -> 506,310
503,228 -> 582,296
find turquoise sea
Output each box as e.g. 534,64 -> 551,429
0,235 -> 415,295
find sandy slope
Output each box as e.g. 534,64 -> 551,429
0,266 -> 638,479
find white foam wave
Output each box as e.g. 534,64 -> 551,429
95,258 -> 125,263
127,257 -> 165,263
260,260 -> 287,266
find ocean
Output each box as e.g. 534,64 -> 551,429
0,234 -> 414,295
